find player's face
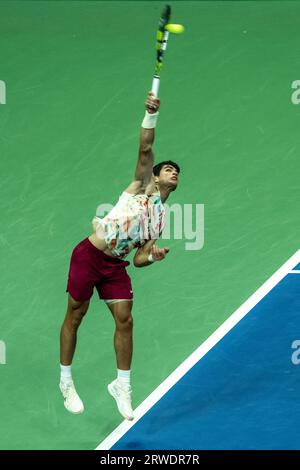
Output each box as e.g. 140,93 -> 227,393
159,165 -> 179,189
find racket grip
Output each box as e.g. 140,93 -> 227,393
151,75 -> 160,97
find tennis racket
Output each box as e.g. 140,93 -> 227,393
151,4 -> 171,97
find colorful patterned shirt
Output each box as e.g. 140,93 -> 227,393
92,191 -> 166,259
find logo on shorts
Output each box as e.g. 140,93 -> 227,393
130,290 -> 133,293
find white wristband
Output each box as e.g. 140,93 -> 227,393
142,110 -> 159,129
148,253 -> 155,263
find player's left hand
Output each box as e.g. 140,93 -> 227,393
151,245 -> 169,261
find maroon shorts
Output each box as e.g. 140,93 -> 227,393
66,238 -> 133,302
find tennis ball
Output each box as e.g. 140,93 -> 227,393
166,23 -> 185,34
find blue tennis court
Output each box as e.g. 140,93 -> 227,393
98,251 -> 300,450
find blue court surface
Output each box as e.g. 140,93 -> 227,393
97,252 -> 300,450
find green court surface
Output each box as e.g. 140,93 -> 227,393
0,1 -> 299,449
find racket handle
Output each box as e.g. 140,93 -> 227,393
151,75 -> 160,97
151,30 -> 169,97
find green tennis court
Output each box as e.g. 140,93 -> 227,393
0,0 -> 299,449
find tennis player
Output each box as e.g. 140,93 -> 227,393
59,91 -> 180,420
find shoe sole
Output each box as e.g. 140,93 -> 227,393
107,384 -> 134,421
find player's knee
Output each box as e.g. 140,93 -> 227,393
116,314 -> 133,331
70,308 -> 87,329
68,299 -> 89,329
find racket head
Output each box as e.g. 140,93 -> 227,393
155,5 -> 171,75
158,4 -> 171,32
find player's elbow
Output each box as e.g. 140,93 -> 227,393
133,257 -> 142,268
133,252 -> 146,267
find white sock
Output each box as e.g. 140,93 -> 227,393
60,364 -> 72,384
117,369 -> 131,387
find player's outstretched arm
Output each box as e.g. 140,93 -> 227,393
133,92 -> 160,186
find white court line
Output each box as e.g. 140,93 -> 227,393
289,270 -> 300,274
96,249 -> 300,450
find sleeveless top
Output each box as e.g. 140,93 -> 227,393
92,191 -> 166,259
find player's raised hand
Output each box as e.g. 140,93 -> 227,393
151,244 -> 169,261
145,91 -> 160,114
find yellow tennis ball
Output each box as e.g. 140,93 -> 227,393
166,23 -> 185,34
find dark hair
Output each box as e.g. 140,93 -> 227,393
153,160 -> 181,177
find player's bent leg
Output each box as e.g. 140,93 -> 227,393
106,300 -> 134,421
59,295 -> 90,414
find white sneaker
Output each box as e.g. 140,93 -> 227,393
108,379 -> 134,421
59,380 -> 84,414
